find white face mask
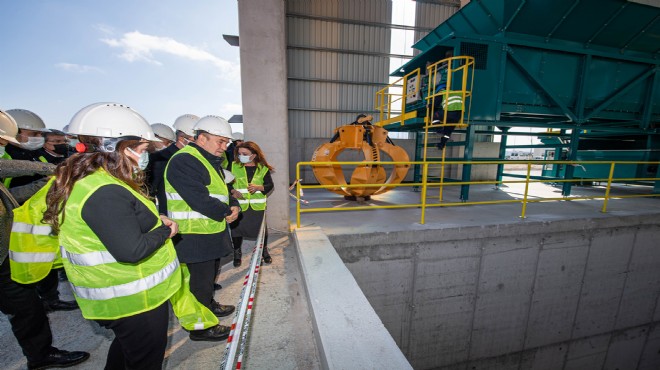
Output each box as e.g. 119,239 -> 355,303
19,136 -> 45,151
0,145 -> 5,157
68,138 -> 79,148
238,154 -> 252,164
127,147 -> 150,170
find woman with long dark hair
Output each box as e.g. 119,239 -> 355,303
229,141 -> 275,266
42,103 -> 227,369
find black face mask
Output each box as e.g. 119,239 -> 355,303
53,144 -> 69,156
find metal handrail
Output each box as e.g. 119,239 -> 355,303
295,160 -> 660,227
221,215 -> 266,370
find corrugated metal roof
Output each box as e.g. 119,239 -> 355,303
414,0 -> 459,51
286,0 -> 393,139
285,0 -> 462,138
288,18 -> 391,56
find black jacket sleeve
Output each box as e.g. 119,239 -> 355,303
262,170 -> 274,195
81,184 -> 170,263
165,153 -> 234,221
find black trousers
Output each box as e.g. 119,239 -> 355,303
96,302 -> 169,370
0,259 -> 53,362
233,230 -> 269,256
36,269 -> 60,302
187,259 -> 221,309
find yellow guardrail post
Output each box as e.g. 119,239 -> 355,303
601,162 -> 616,213
296,163 -> 301,228
421,162 -> 429,225
439,148 -> 446,201
520,162 -> 532,218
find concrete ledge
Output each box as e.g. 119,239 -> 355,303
294,227 -> 413,370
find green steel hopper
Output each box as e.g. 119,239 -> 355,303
387,0 -> 660,197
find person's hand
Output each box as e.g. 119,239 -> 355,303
231,189 -> 244,199
226,206 -> 240,223
160,215 -> 179,238
247,183 -> 263,194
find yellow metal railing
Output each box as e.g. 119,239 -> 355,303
294,160 -> 660,227
374,68 -> 421,127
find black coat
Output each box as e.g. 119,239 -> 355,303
165,143 -> 239,263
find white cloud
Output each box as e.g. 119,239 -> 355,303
101,31 -> 239,77
94,24 -> 115,36
55,63 -> 104,73
219,103 -> 243,117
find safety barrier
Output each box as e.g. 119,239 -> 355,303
294,160 -> 660,227
220,215 -> 266,370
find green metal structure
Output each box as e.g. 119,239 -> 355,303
386,0 -> 660,198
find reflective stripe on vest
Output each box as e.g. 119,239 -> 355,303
441,91 -> 464,111
9,250 -> 57,263
65,256 -> 180,301
59,169 -> 181,320
165,192 -> 228,203
9,178 -> 62,284
164,145 -> 228,234
11,222 -> 52,235
61,247 -> 118,267
231,163 -> 268,211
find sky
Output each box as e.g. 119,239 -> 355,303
0,0 -> 243,132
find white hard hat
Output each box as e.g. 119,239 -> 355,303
62,124 -> 70,133
193,115 -> 233,139
68,102 -> 159,141
0,109 -> 20,144
173,114 -> 199,136
6,109 -> 49,132
232,132 -> 244,141
151,123 -> 176,142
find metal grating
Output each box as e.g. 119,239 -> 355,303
460,42 -> 488,70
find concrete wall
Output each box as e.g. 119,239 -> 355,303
328,215 -> 660,369
238,0 -> 289,231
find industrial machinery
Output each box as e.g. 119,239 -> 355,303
378,0 -> 660,198
311,115 -> 410,199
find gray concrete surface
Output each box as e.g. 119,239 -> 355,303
292,177 -> 660,369
295,227 -> 413,370
0,233 -> 320,370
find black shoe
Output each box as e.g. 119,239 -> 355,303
189,324 -> 231,342
27,349 -> 90,370
214,283 -> 222,291
211,301 -> 235,318
262,247 -> 272,264
233,249 -> 242,267
43,299 -> 79,312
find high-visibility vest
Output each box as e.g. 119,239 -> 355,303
441,91 -> 464,112
220,153 -> 228,170
164,145 -> 229,234
59,169 -> 182,320
231,163 -> 268,211
2,151 -> 13,187
9,177 -> 63,284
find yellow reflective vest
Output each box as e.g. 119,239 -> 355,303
164,145 -> 229,234
59,169 -> 182,320
1,151 -> 13,187
441,91 -> 464,112
231,163 -> 268,211
9,177 -> 62,284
